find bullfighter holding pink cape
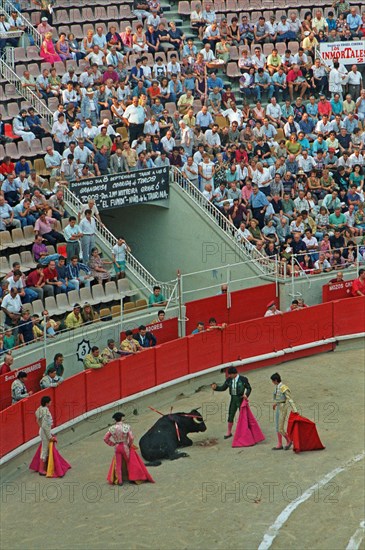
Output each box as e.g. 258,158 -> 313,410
104,412 -> 154,486
232,399 -> 265,447
29,395 -> 71,477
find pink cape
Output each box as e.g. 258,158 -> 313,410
232,400 -> 265,447
287,412 -> 325,453
107,446 -> 154,484
29,442 -> 71,477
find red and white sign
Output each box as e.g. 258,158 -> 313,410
0,358 -> 46,410
320,41 -> 365,65
322,280 -> 353,302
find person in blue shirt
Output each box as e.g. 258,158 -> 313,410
306,96 -> 319,120
207,72 -> 224,92
346,8 -> 362,38
297,131 -> 311,152
14,157 -> 30,177
26,107 -> 47,139
330,94 -> 343,116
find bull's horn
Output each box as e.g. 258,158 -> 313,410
193,417 -> 203,424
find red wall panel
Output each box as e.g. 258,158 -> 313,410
85,360 -> 121,411
53,372 -> 87,427
333,296 -> 365,336
281,304 -> 333,348
0,358 -> 46,411
187,330 -> 223,374
186,294 -> 228,334
222,316 -> 283,363
322,280 -> 354,302
155,338 -> 189,385
120,348 -> 156,397
22,388 -> 55,442
228,284 -> 277,324
0,404 -> 24,457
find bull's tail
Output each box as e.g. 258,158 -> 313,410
144,460 -> 162,467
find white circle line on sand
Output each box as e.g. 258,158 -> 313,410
346,521 -> 365,550
258,451 -> 365,550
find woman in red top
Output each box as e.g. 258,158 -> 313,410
0,156 -> 15,176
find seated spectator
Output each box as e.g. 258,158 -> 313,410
134,325 -> 157,348
88,247 -> 112,284
7,269 -> 38,304
1,287 -> 22,328
44,260 -> 67,296
45,353 -> 64,377
83,346 -> 107,369
152,310 -> 166,324
40,366 -> 63,389
65,303 -> 83,330
192,321 -> 205,334
0,194 -> 21,230
206,317 -> 227,330
101,339 -> 121,362
0,353 -> 14,375
314,253 -> 332,273
81,302 -> 99,324
56,257 -> 77,293
11,371 -> 32,404
148,285 -> 167,307
66,256 -> 92,291
34,210 -> 64,246
26,264 -> 54,302
264,301 -> 282,317
3,327 -> 16,352
120,330 -> 142,354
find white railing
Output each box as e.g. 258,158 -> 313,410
0,49 -> 54,125
1,0 -> 42,48
170,166 -> 276,277
62,186 -> 176,301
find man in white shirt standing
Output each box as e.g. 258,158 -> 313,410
112,237 -> 131,280
79,209 -> 97,262
347,64 -> 363,101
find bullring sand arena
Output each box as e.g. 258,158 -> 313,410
1,342 -> 364,550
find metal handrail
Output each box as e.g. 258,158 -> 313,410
62,186 -> 176,300
170,166 -> 276,276
1,0 -> 42,48
0,49 -> 54,125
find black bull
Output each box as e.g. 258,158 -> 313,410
139,410 -> 207,465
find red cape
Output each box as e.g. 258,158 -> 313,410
107,446 -> 154,484
287,412 -> 325,453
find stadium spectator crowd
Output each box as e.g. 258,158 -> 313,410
1,1 -> 365,356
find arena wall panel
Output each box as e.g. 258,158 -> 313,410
120,348 -> 156,397
155,338 -> 189,385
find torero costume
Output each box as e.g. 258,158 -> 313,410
213,367 -> 252,439
104,412 -> 154,485
272,377 -> 298,450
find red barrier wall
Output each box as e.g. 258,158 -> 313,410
0,359 -> 46,411
281,303 -> 334,348
333,296 -> 365,336
185,283 -> 276,333
120,317 -> 179,346
187,330 -> 223,374
85,360 -> 121,410
120,349 -> 156,397
186,294 -> 228,335
1,295 -> 363,460
155,338 -> 189,385
228,284 -> 277,324
322,280 -> 354,302
54,373 -> 87,426
222,315 -> 284,364
0,404 -> 24,457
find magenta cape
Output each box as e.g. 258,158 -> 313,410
232,400 -> 265,447
107,446 -> 154,484
29,442 -> 71,477
287,412 -> 325,453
